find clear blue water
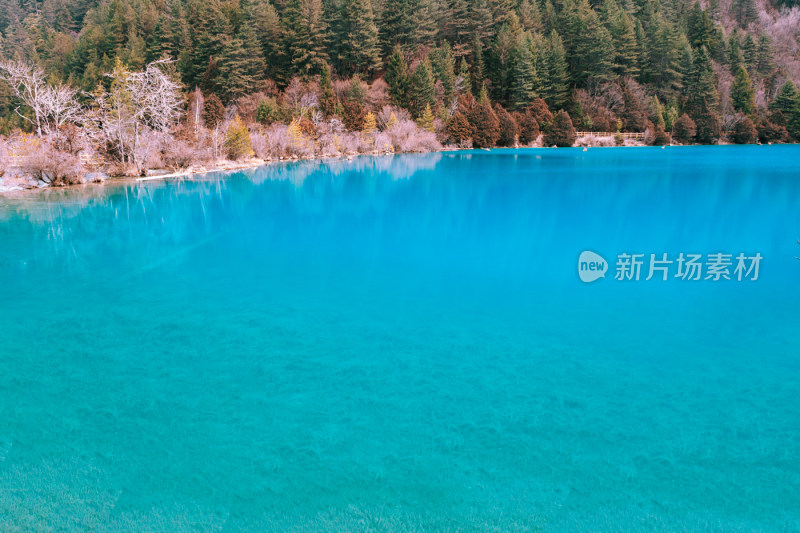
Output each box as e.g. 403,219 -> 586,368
1,146 -> 799,531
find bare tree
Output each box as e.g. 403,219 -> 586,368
43,82 -> 82,133
187,87 -> 204,136
0,60 -> 83,136
86,59 -> 183,174
0,60 -> 49,136
124,59 -> 183,133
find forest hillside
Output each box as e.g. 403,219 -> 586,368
0,0 -> 799,186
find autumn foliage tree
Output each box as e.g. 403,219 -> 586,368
543,110 -> 576,147
446,110 -> 472,145
757,119 -> 788,143
203,93 -> 225,128
417,104 -> 435,132
342,99 -> 367,131
0,0 -> 797,158
731,116 -> 757,144
693,100 -> 721,144
672,113 -> 697,144
495,104 -> 518,146
467,89 -> 500,148
224,116 -> 253,159
514,110 -> 540,145
651,124 -> 670,145
528,98 -> 553,132
621,84 -> 647,132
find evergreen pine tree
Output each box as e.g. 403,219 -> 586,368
558,0 -> 615,85
257,98 -> 277,124
686,2 -> 713,50
219,25 -> 266,102
281,0 -> 329,79
509,32 -> 537,110
770,81 -> 800,140
742,34 -> 757,71
188,2 -> 231,89
171,3 -> 193,82
543,30 -> 569,110
247,0 -> 283,80
645,13 -> 682,94
519,0 -> 542,32
675,34 -> 695,94
732,0 -> 758,27
728,30 -> 743,75
650,95 -> 666,128
431,42 -> 457,105
470,0 -> 496,42
385,45 -> 411,107
148,15 -> 175,63
730,65 -> 756,117
755,34 -> 777,79
410,0 -> 438,48
200,58 -> 222,97
634,20 -> 648,81
319,61 -> 338,116
471,36 -> 487,95
457,58 -> 472,96
380,0 -> 414,53
708,25 -> 727,63
542,0 -> 557,31
445,0 -> 472,56
602,0 -> 640,78
333,0 -> 382,76
489,0 -> 515,28
686,47 -> 718,113
409,58 -> 436,117
486,20 -> 517,105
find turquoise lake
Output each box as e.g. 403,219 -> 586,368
1,146 -> 799,531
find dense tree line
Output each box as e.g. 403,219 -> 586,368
0,0 -> 799,145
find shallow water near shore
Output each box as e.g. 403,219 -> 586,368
1,146 -> 799,531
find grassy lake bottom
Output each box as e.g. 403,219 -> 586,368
1,146 -> 799,531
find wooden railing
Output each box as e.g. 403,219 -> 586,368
79,152 -> 104,167
574,131 -> 646,140
7,152 -> 104,167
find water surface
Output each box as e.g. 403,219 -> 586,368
1,146 -> 799,531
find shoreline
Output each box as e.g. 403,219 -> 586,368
0,143 -> 789,196
0,150 -> 396,195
